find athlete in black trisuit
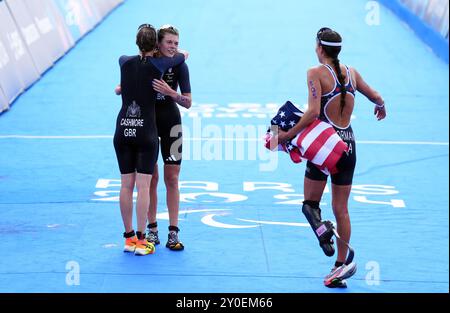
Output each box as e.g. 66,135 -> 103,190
146,25 -> 192,251
113,24 -> 186,256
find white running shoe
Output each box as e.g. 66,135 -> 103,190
324,262 -> 357,287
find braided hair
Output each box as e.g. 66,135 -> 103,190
317,28 -> 346,114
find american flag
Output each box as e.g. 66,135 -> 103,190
265,101 -> 348,175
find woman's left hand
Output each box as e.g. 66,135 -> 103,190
152,79 -> 176,97
374,104 -> 386,121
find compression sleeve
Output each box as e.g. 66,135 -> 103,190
119,55 -> 135,67
178,63 -> 191,93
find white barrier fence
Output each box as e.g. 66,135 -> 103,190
400,0 -> 449,39
0,0 -> 124,113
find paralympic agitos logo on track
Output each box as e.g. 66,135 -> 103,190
93,179 -> 406,229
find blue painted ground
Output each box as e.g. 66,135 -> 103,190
0,0 -> 448,293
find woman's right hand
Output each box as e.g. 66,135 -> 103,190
178,49 -> 189,60
267,129 -> 290,150
277,129 -> 292,144
114,85 -> 122,96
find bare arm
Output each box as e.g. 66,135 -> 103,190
287,69 -> 322,137
353,68 -> 386,121
152,79 -> 192,109
275,68 -> 322,144
175,92 -> 192,109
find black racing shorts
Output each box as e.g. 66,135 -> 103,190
113,140 -> 159,175
156,102 -> 183,165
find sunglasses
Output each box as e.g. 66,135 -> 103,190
159,24 -> 177,31
316,27 -> 342,47
137,23 -> 155,32
158,24 -> 179,36
316,27 -> 332,42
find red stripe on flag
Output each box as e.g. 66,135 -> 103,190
303,127 -> 336,160
295,119 -> 323,147
324,140 -> 348,174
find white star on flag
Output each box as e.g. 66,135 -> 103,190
289,121 -> 295,127
280,121 -> 286,127
279,111 -> 285,118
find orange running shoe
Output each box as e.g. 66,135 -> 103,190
124,235 -> 138,253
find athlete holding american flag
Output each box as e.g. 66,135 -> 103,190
270,27 -> 386,288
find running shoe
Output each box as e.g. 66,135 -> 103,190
124,235 -> 138,253
324,262 -> 357,288
326,279 -> 348,288
166,231 -> 184,251
134,239 -> 156,256
146,230 -> 160,245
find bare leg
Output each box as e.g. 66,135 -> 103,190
331,184 -> 352,264
120,173 -> 136,233
148,164 -> 159,231
135,173 -> 152,234
304,177 -> 327,202
164,164 -> 180,228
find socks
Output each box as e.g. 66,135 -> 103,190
123,230 -> 135,238
169,225 -> 179,233
136,231 -> 146,240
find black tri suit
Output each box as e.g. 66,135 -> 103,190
113,53 -> 185,175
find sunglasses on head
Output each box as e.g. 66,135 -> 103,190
316,27 -> 342,47
137,23 -> 155,32
159,24 -> 177,31
317,27 -> 332,41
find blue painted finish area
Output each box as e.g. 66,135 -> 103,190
0,0 -> 448,293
